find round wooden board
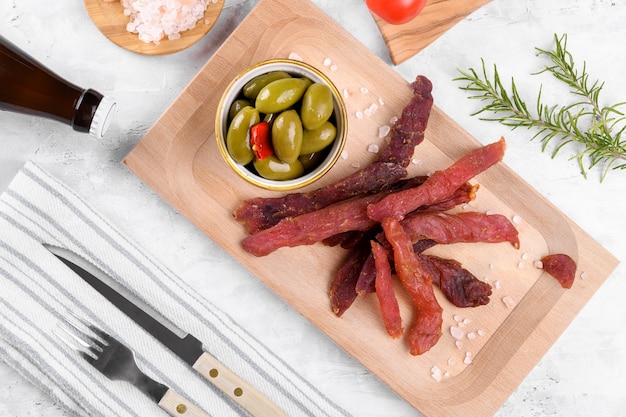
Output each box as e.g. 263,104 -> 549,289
84,0 -> 224,55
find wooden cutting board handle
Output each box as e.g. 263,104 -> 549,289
372,0 -> 494,65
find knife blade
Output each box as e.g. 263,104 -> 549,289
45,244 -> 286,417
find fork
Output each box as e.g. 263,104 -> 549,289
57,315 -> 212,417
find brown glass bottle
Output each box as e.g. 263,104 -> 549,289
0,34 -> 116,138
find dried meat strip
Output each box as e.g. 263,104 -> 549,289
241,193 -> 382,256
377,75 -> 434,167
234,162 -> 407,234
371,241 -> 403,339
367,137 -> 507,222
399,211 -> 520,248
382,217 -> 443,355
541,254 -> 577,289
329,236 -> 373,317
425,256 -> 492,307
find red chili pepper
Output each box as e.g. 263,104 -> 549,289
250,121 -> 273,160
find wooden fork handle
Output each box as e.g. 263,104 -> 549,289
193,352 -> 287,417
158,389 -> 212,417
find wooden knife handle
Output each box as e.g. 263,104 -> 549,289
192,352 -> 286,417
158,388 -> 212,417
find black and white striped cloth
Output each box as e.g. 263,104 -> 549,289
0,161 -> 351,417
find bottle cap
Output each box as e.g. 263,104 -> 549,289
89,94 -> 117,138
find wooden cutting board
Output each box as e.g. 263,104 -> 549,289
372,0 -> 494,64
124,0 -> 619,415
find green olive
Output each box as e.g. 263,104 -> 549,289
242,71 -> 292,100
301,83 -> 334,130
299,152 -> 326,171
228,99 -> 252,121
253,156 -> 304,180
272,110 -> 303,164
255,78 -> 310,114
226,106 -> 260,165
300,121 -> 337,155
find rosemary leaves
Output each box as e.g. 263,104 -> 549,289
455,33 -> 626,181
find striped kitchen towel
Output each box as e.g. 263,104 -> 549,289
0,161 -> 351,417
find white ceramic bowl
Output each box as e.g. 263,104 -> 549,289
215,59 -> 347,191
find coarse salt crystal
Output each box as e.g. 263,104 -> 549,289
355,111 -> 363,119
581,271 -> 589,280
378,125 -> 391,138
522,253 -> 530,261
477,329 -> 485,336
378,97 -> 385,106
411,158 -> 422,165
350,161 -> 361,169
431,365 -> 442,382
467,332 -> 476,340
453,314 -> 463,322
323,57 -> 332,66
448,357 -> 456,366
330,64 -> 338,71
289,52 -> 303,61
340,150 -> 349,160
534,260 -> 544,269
390,116 -> 398,124
512,215 -> 522,224
489,263 -> 496,270
455,340 -> 463,349
494,280 -> 501,289
367,143 -> 379,153
518,261 -> 525,269
342,88 -> 350,98
450,326 -> 465,340
502,296 -> 516,309
464,352 -> 473,365
360,86 -> 369,94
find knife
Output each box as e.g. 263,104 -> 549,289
45,244 -> 286,417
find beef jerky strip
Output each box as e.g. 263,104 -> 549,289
241,192 -> 381,257
235,162 -> 407,234
377,75 -> 434,167
329,236 -> 373,317
371,241 -> 403,339
399,211 -> 520,248
368,137 -> 507,222
541,254 -> 576,289
382,217 -> 443,355
424,256 -> 492,307
233,75 -> 434,234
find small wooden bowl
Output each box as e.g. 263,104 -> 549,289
84,0 -> 224,55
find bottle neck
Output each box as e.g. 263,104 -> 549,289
72,89 -> 104,133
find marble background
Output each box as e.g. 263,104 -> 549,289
1,0 -> 625,416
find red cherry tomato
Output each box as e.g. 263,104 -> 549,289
366,0 -> 427,25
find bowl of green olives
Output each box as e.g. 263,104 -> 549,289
215,59 -> 347,191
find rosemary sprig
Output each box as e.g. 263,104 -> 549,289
455,33 -> 626,181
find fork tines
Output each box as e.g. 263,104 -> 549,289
56,314 -> 109,363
